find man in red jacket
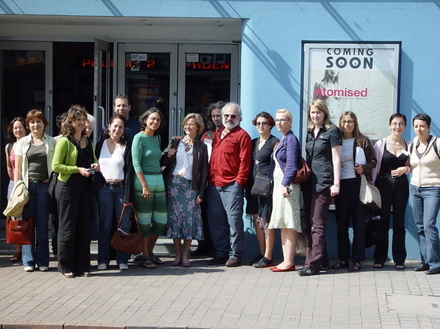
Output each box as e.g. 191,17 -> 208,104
207,102 -> 252,267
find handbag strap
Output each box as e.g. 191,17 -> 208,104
117,203 -> 141,234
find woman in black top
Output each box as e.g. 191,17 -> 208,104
246,112 -> 279,268
299,99 -> 342,276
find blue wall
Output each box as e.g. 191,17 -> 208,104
3,0 -> 440,261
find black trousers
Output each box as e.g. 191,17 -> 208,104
374,173 -> 409,264
334,178 -> 365,263
55,174 -> 93,274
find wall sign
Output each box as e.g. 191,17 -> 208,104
302,42 -> 401,141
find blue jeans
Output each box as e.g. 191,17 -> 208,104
411,185 -> 440,270
97,185 -> 130,265
207,181 -> 245,260
22,181 -> 51,268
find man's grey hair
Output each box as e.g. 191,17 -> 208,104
222,102 -> 242,122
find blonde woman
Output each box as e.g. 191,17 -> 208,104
299,99 -> 342,276
267,109 -> 301,272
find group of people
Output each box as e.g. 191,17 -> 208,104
4,95 -> 440,277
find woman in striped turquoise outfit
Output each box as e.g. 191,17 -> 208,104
132,108 -> 168,269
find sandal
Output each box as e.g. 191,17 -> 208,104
373,262 -> 384,269
331,261 -> 349,269
150,253 -> 164,265
348,263 -> 361,272
10,252 -> 22,262
395,263 -> 405,270
60,272 -> 75,278
78,272 -> 91,277
141,257 -> 157,269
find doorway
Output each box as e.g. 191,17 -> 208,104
117,43 -> 239,147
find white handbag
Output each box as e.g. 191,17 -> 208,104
359,174 -> 382,213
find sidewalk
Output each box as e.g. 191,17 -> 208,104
1,253 -> 440,329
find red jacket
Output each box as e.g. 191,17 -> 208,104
209,126 -> 252,187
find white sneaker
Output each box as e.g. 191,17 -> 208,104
24,266 -> 34,272
39,266 -> 49,272
119,263 -> 129,270
97,263 -> 107,270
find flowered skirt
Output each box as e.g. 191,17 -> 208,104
165,175 -> 204,240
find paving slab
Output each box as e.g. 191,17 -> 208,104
1,254 -> 440,328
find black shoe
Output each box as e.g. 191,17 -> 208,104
249,253 -> 263,265
253,257 -> 274,268
414,263 -> 429,272
320,264 -> 330,271
331,261 -> 349,269
298,267 -> 318,276
190,248 -> 212,257
208,256 -> 228,265
425,268 -> 440,275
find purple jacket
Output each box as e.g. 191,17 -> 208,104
268,130 -> 301,186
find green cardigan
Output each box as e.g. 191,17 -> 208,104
52,136 -> 97,183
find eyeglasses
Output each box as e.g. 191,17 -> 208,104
184,123 -> 196,128
275,119 -> 288,123
256,122 -> 269,126
224,114 -> 237,119
342,120 -> 354,124
391,122 -> 405,127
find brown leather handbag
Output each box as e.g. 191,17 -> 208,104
292,157 -> 311,184
6,217 -> 34,245
110,203 -> 143,255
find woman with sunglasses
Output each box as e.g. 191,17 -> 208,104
246,112 -> 279,268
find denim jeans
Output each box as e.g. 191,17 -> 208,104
22,181 -> 51,268
411,185 -> 440,270
97,185 -> 130,265
207,181 -> 245,260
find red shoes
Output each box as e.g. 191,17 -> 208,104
270,265 -> 296,272
10,252 -> 22,262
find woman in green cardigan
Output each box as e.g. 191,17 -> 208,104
52,105 -> 99,278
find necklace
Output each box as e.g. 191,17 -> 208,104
73,136 -> 82,144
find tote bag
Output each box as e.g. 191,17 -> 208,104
359,174 -> 381,213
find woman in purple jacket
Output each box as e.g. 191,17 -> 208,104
266,109 -> 302,272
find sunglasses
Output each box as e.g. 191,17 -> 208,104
223,114 -> 237,120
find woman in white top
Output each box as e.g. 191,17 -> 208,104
95,114 -> 134,270
162,113 -> 208,267
5,117 -> 27,262
409,113 -> 440,275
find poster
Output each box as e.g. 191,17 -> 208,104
302,42 -> 401,141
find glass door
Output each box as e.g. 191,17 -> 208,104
177,44 -> 239,136
0,41 -> 53,136
118,43 -> 177,149
0,41 -> 53,215
93,39 -> 113,145
117,43 -> 239,143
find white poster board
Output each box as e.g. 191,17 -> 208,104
302,42 -> 401,142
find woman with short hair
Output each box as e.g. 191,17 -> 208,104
15,110 -> 56,272
409,113 -> 440,275
163,113 -> 208,267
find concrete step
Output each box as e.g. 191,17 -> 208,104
0,227 -> 198,256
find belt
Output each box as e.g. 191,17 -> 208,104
29,178 -> 42,184
143,171 -> 163,175
105,182 -> 123,188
